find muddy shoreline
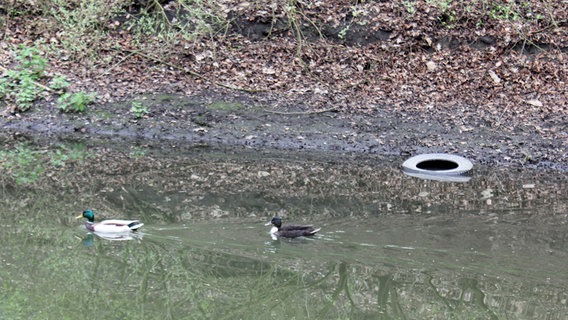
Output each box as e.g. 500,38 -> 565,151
1,90 -> 566,171
2,1 -> 566,171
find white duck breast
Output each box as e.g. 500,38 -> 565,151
91,220 -> 144,233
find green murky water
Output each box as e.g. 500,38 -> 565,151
0,143 -> 567,319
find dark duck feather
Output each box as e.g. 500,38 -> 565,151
265,216 -> 321,238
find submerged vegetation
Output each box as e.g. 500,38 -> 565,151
0,144 -> 46,185
0,139 -> 567,319
0,143 -> 89,185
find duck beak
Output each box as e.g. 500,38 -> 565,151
75,214 -> 83,219
264,221 -> 272,226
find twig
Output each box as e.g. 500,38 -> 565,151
100,50 -> 137,76
149,0 -> 170,26
263,106 -> 338,115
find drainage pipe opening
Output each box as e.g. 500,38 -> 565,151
416,159 -> 459,171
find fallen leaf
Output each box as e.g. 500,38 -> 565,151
262,67 -> 276,75
525,99 -> 543,107
488,70 -> 501,84
257,171 -> 270,177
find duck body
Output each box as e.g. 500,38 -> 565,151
265,216 -> 320,239
77,209 -> 144,234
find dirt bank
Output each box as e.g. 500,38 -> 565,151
0,1 -> 566,170
1,89 -> 566,171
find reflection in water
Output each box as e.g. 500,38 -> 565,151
0,146 -> 567,319
81,233 -> 96,247
80,232 -> 144,247
92,231 -> 144,241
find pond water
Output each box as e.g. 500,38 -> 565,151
0,142 -> 567,319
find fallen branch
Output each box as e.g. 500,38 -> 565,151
100,50 -> 137,76
263,106 -> 338,115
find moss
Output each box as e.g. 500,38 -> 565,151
206,101 -> 243,111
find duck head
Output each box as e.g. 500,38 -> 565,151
265,216 -> 282,229
76,209 -> 95,222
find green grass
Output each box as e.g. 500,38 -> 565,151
128,0 -> 226,40
57,92 -> 96,113
130,101 -> 150,118
1,45 -> 95,113
0,46 -> 47,112
207,101 -> 243,111
44,0 -> 127,61
424,0 -> 548,27
0,0 -> 231,74
3,0 -> 559,69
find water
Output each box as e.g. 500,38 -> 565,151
0,144 -> 567,319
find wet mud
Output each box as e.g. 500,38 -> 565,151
1,90 -> 566,171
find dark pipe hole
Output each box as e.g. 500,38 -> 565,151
416,160 -> 459,171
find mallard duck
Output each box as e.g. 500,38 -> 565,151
76,209 -> 144,233
265,216 -> 321,239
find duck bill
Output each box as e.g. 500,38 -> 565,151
75,214 -> 83,219
264,221 -> 272,226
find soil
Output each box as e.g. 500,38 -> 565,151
0,1 -> 567,170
